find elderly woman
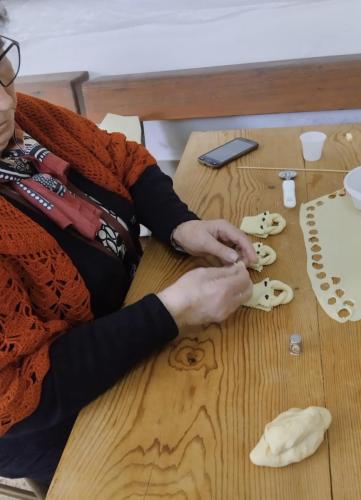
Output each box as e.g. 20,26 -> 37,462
0,35 -> 255,487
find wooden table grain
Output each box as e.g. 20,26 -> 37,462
47,124 -> 361,500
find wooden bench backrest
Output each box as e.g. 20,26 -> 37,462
82,55 -> 361,123
17,71 -> 89,114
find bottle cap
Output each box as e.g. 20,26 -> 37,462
289,333 -> 303,356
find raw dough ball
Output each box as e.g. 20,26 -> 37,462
240,211 -> 286,238
249,242 -> 277,272
250,407 -> 332,467
244,278 -> 293,311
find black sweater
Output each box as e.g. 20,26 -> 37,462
0,164 -> 198,483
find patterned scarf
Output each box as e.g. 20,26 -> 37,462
0,130 -> 102,240
0,128 -> 129,259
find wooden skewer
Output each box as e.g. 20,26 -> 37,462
236,166 -> 350,174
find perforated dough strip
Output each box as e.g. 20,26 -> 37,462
300,189 -> 361,323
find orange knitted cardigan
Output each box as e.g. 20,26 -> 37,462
0,93 -> 156,436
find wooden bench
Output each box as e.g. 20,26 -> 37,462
82,54 -> 361,123
17,71 -> 89,114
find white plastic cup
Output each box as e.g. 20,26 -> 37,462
344,166 -> 361,210
299,131 -> 327,161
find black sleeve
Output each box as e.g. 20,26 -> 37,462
130,165 -> 199,244
9,294 -> 178,436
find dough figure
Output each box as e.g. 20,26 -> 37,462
249,242 -> 277,272
250,407 -> 332,467
244,278 -> 293,311
240,211 -> 286,238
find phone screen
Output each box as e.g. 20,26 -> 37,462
207,139 -> 254,161
199,138 -> 258,167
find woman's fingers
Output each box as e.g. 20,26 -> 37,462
215,263 -> 253,298
200,231 -> 240,264
158,260 -> 254,328
216,220 -> 258,264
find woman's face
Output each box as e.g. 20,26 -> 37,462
0,55 -> 16,154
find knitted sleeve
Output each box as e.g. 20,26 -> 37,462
15,93 -> 157,200
10,294 -> 178,436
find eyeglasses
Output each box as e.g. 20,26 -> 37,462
0,35 -> 20,87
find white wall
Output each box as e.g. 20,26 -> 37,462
5,0 -> 361,77
3,0 -> 361,163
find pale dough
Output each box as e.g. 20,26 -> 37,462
240,211 -> 286,238
249,242 -> 277,272
244,278 -> 293,311
300,189 -> 361,322
250,407 -> 332,467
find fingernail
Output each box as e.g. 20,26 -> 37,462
228,251 -> 239,263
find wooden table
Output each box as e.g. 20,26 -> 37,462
47,124 -> 361,500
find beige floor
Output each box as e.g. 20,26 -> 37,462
0,477 -> 32,499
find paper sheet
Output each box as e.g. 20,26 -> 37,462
98,113 -> 142,143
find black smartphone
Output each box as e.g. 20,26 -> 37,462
198,137 -> 258,168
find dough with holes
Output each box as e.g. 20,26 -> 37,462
240,211 -> 286,238
250,407 -> 332,467
249,242 -> 277,272
244,278 -> 293,311
300,190 -> 361,322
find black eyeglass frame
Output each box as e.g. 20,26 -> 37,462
0,35 -> 20,87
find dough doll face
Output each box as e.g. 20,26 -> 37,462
244,278 -> 294,311
240,212 -> 286,238
249,242 -> 277,271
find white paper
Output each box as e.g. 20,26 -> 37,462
98,113 -> 142,143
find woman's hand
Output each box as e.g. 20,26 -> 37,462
172,219 -> 257,266
157,262 -> 253,328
